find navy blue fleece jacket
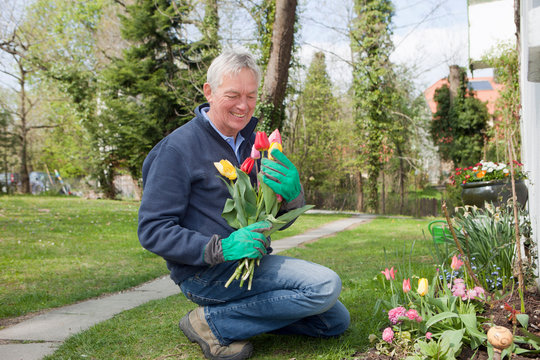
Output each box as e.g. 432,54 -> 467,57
138,104 -> 262,284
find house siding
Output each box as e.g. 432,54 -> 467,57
520,0 -> 540,290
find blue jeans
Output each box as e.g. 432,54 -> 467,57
179,255 -> 350,345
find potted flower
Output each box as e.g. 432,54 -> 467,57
449,160 -> 527,208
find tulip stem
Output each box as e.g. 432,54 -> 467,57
247,259 -> 256,290
225,263 -> 244,288
225,258 -> 259,290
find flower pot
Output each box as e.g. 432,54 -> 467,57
461,180 -> 528,208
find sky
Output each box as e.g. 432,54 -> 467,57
297,0 -> 472,93
1,0 -> 514,95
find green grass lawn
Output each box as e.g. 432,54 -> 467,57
0,196 -> 346,320
46,217 -> 438,360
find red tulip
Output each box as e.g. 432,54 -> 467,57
254,131 -> 269,151
240,157 -> 255,174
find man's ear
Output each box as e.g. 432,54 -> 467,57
203,83 -> 212,102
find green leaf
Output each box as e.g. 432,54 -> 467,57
236,169 -> 257,219
519,327 -> 540,345
217,175 -> 235,197
487,344 -> 495,359
448,295 -> 459,312
258,172 -> 280,217
501,346 -> 514,359
237,170 -> 257,207
426,311 -> 460,328
513,346 -> 539,354
222,199 -> 240,229
428,296 -> 450,312
264,205 -> 315,237
439,329 -> 465,359
458,313 -> 486,345
232,182 -> 247,228
417,340 -> 438,357
516,313 -> 529,329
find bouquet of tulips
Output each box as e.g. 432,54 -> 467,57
214,129 -> 313,290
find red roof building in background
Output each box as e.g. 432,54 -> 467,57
424,77 -> 503,117
422,76 -> 504,184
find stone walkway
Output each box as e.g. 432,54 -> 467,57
0,213 -> 375,360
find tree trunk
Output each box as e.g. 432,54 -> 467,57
448,65 -> 460,106
18,63 -> 30,194
259,0 -> 297,131
381,167 -> 385,214
356,172 -> 364,212
399,152 -> 405,214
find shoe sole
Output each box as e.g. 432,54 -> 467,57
179,311 -> 253,360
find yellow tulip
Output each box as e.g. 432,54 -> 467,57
417,278 -> 428,296
268,142 -> 283,160
214,159 -> 237,181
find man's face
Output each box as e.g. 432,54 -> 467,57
204,68 -> 258,138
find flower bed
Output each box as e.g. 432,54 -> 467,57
358,204 -> 539,359
358,277 -> 539,359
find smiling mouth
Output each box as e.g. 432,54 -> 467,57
231,112 -> 246,118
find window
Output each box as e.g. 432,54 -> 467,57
468,81 -> 493,91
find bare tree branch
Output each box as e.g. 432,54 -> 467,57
393,0 -> 445,51
28,124 -> 57,130
0,66 -> 21,82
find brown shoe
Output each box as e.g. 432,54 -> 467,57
179,307 -> 253,360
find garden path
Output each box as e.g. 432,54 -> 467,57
0,212 -> 375,360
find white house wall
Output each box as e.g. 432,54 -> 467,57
520,0 -> 540,289
468,0 -> 515,63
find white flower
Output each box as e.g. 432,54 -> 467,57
503,169 -> 509,174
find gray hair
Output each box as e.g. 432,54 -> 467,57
206,49 -> 261,90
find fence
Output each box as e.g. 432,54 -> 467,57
305,190 -> 442,217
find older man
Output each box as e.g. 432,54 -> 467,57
138,49 -> 350,360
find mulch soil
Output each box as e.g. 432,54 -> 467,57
349,288 -> 540,360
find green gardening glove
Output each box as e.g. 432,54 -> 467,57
221,221 -> 272,261
261,149 -> 301,202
